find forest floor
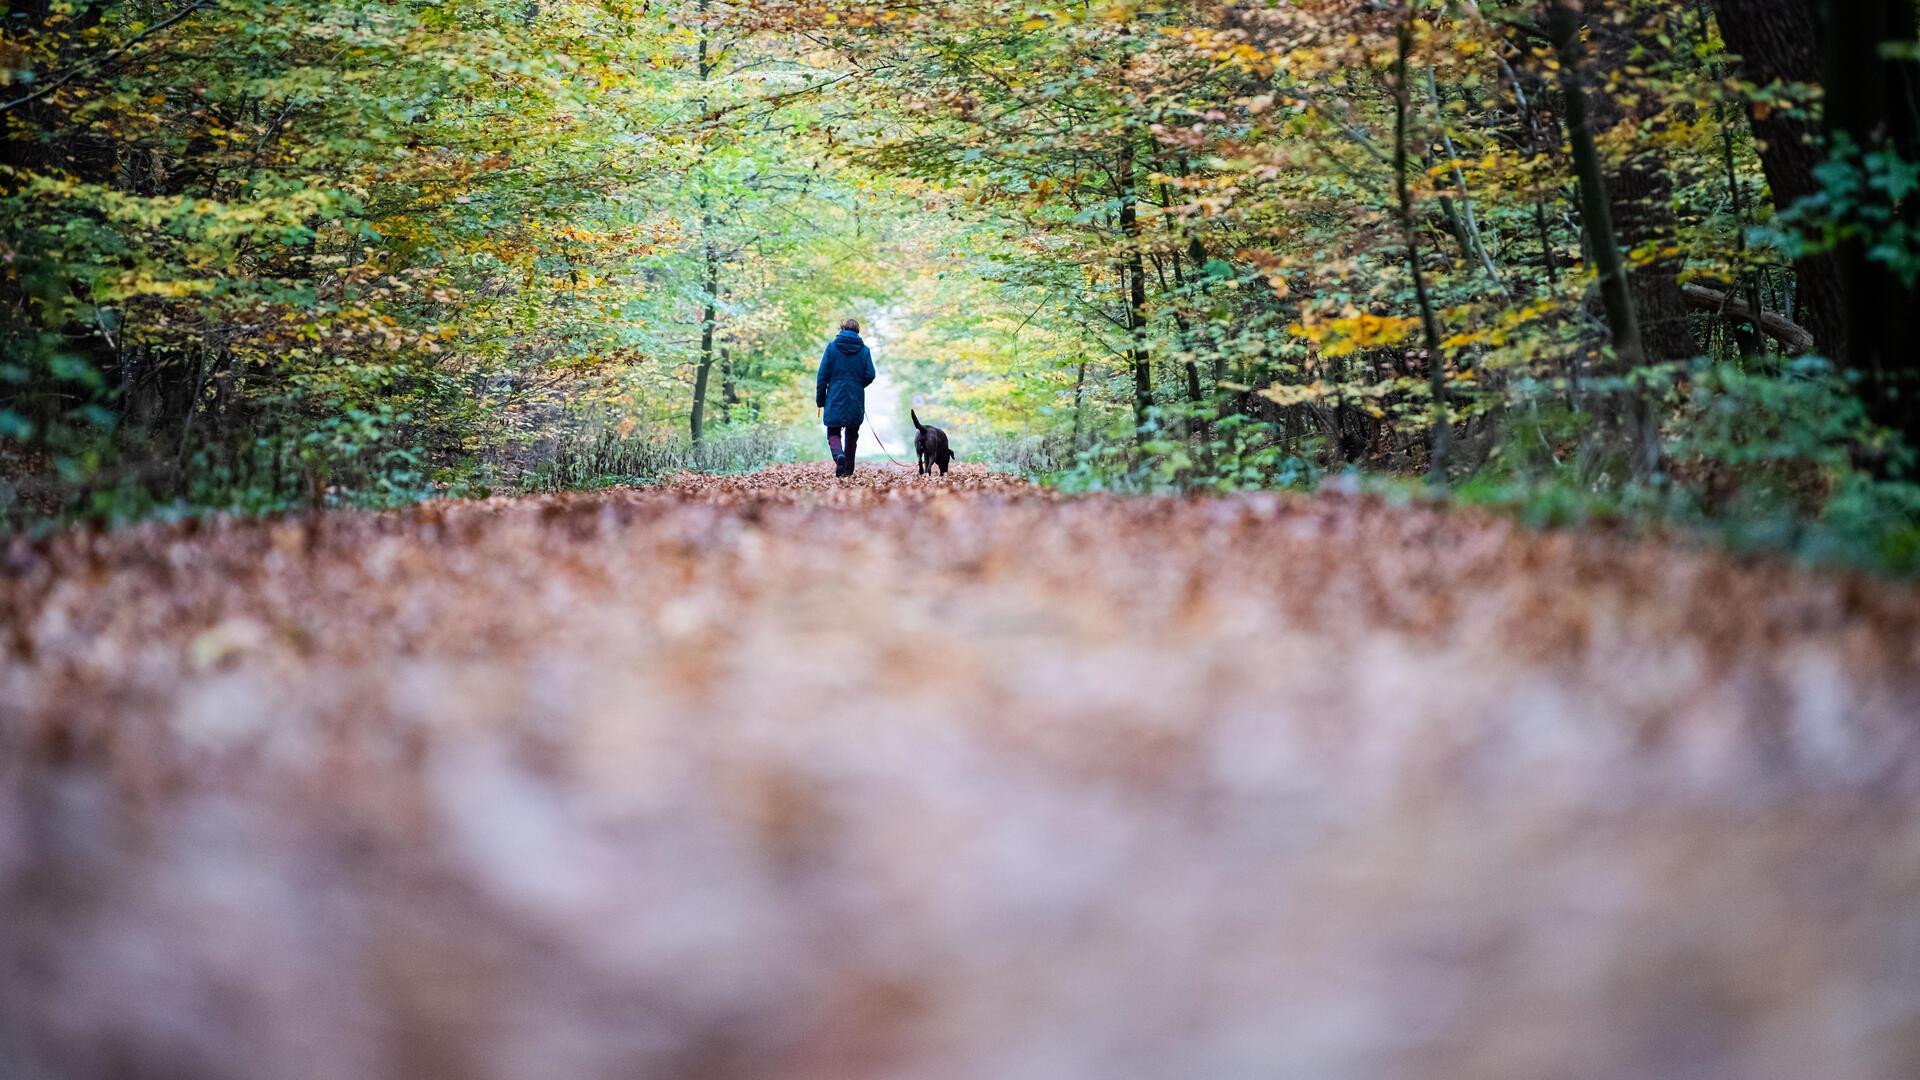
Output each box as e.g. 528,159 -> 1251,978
5,463 -> 1920,1080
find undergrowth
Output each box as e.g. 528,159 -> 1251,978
1045,407 -> 1324,495
516,425 -> 800,493
1043,362 -> 1920,576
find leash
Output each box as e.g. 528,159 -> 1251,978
864,425 -> 910,468
866,429 -> 910,468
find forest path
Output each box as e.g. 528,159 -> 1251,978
5,464 -> 1920,1080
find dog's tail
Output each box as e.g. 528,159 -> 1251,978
910,409 -> 925,431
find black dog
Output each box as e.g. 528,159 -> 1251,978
911,410 -> 954,476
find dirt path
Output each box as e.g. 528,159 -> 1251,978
5,464 -> 1920,1080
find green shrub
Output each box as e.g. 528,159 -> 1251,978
1046,406 -> 1321,495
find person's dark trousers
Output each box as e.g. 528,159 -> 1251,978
827,423 -> 861,476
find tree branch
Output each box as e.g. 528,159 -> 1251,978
0,0 -> 217,115
1681,284 -> 1817,354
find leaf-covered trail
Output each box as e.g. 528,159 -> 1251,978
4,464 -> 1920,1080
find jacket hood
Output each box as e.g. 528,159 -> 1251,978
832,330 -> 864,355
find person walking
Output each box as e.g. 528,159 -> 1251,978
817,318 -> 876,477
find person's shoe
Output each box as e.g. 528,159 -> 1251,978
830,452 -> 845,475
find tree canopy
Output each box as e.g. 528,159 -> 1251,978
6,0 -> 1920,567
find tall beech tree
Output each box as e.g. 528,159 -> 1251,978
1710,0 -> 1847,359
1822,0 -> 1920,448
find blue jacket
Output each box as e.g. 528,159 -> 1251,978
816,329 -> 876,427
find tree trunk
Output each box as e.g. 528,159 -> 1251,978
720,347 -> 738,424
1158,180 -> 1208,446
1822,0 -> 1920,450
1394,14 -> 1450,486
1710,0 -> 1849,362
1071,357 -> 1088,449
689,0 -> 718,443
1117,136 -> 1152,435
1534,199 -> 1561,285
1589,9 -> 1700,366
691,225 -> 718,442
1427,69 -> 1510,297
1176,160 -> 1228,390
1547,2 -> 1661,481
1717,95 -> 1767,357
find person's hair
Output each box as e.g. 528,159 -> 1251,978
841,318 -> 861,333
